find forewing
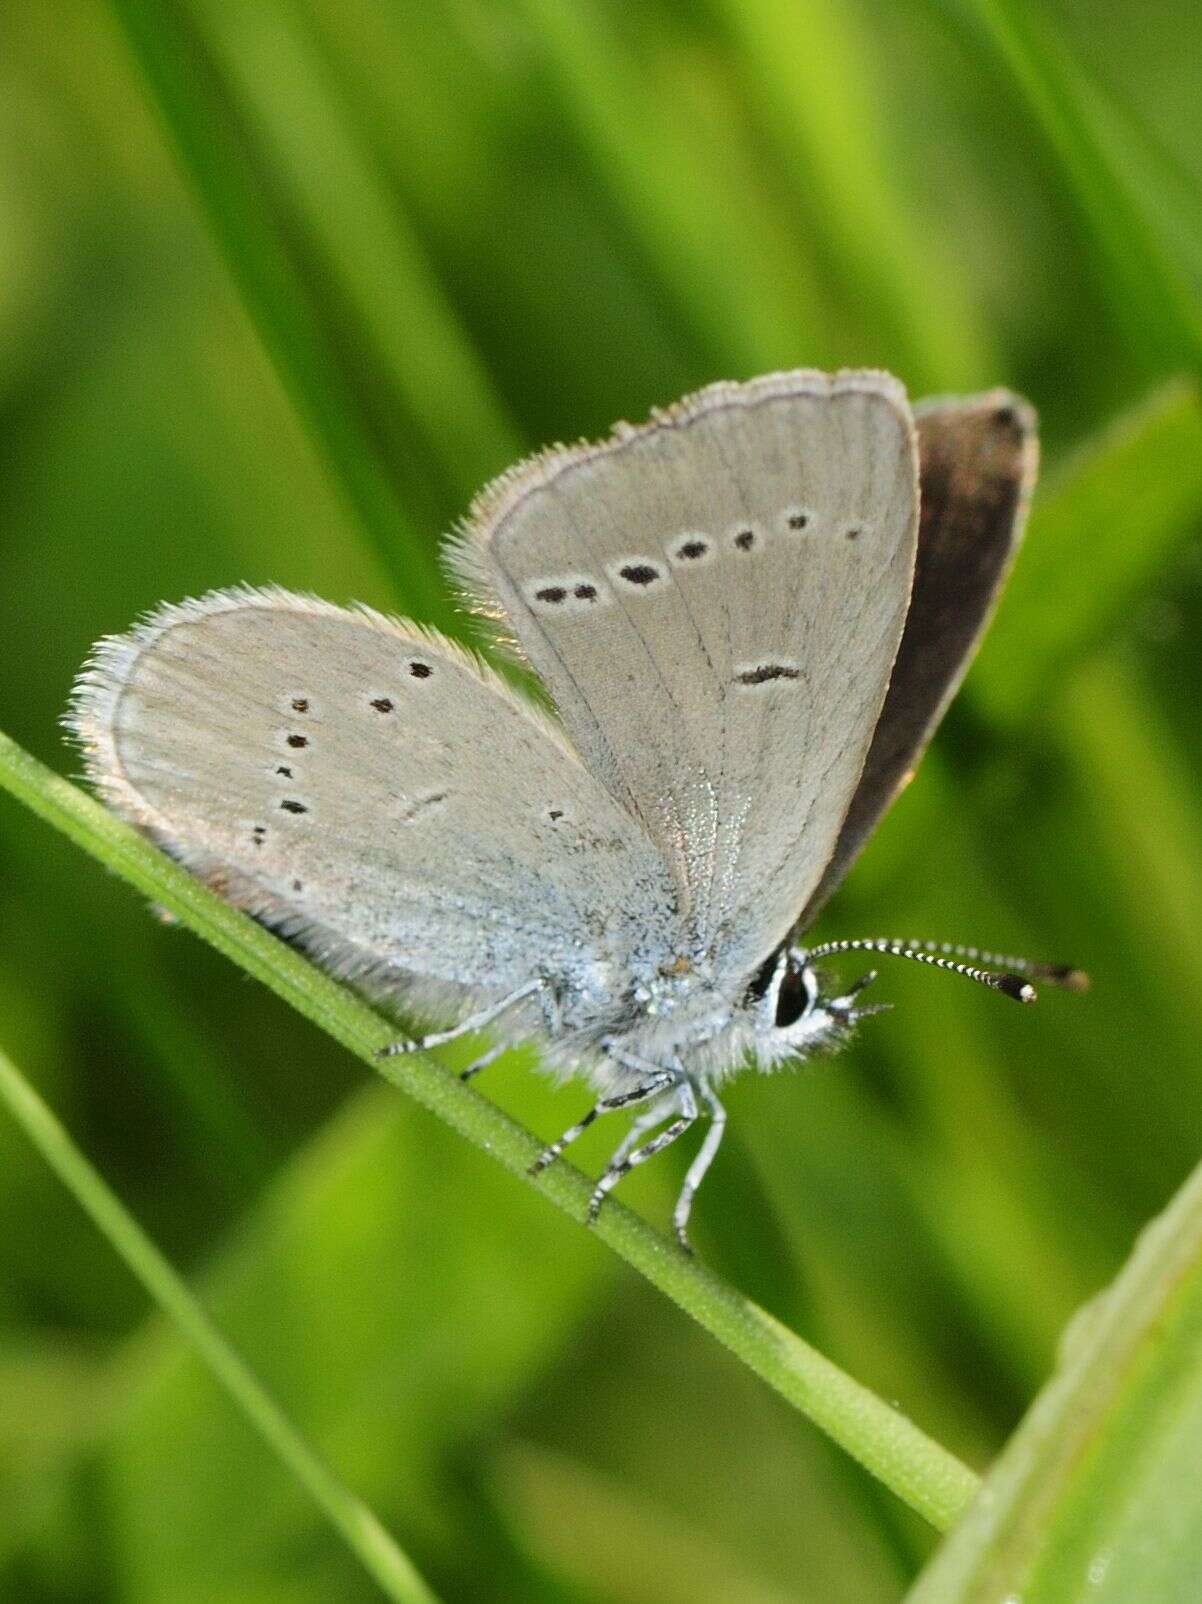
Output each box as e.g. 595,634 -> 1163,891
452,370 -> 919,973
798,390 -> 1038,925
67,587 -> 673,1020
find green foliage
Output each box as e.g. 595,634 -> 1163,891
1,0 -> 1202,1597
908,1152 -> 1202,1601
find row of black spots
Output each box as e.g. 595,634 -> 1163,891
527,511 -> 859,613
783,509 -> 864,543
365,660 -> 436,714
278,703 -> 313,809
535,581 -> 600,604
276,690 -> 310,812
527,573 -> 611,613
667,514 -> 806,566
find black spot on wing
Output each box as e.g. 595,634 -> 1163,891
617,562 -> 662,587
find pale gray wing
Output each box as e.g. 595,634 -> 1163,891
797,390 -> 1038,927
67,587 -> 675,1023
451,370 -> 919,975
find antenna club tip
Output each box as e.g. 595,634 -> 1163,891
999,974 -> 1038,1003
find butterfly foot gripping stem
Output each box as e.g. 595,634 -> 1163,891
528,1074 -> 674,1180
585,1081 -> 700,1229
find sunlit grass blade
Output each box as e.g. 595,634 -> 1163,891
1060,59 -> 1202,292
199,0 -> 522,497
0,729 -> 980,1533
514,0 -> 829,374
1058,659 -> 1202,1051
0,1045 -> 439,1604
973,379 -> 1202,722
108,0 -> 461,620
957,0 -> 1202,375
101,1077 -> 602,1583
708,0 -> 993,390
907,1145 -> 1202,1600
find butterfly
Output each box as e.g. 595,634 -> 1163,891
68,370 -> 1084,1250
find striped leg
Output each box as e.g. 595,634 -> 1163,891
672,1079 -> 726,1252
458,1040 -> 507,1083
604,1095 -> 677,1173
377,977 -> 552,1060
587,1081 -> 699,1226
528,1074 -> 673,1177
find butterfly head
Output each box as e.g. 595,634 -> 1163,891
743,936 -> 1088,1070
743,945 -> 881,1068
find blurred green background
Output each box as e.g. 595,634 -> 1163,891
2,0 -> 1202,1599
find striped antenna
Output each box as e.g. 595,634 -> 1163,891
888,940 -> 1089,992
796,937 -> 1087,1004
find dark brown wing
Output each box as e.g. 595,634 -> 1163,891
797,390 -> 1038,927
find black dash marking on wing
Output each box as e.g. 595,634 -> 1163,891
736,663 -> 801,686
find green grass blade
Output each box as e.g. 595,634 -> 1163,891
0,729 -> 980,1534
200,0 -> 522,497
906,1145 -> 1202,1600
492,1440 -> 800,1604
0,1045 -> 439,1604
973,379 -> 1202,723
708,0 -> 993,390
1058,659 -> 1202,1051
515,0 -> 828,374
108,0 -> 454,619
1061,59 -> 1202,293
957,0 -> 1202,375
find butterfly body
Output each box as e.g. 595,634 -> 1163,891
68,368 -> 1058,1248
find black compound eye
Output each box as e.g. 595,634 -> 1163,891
774,965 -> 811,1029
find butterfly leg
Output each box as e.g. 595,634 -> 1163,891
671,1078 -> 725,1253
605,1093 -> 679,1173
587,1080 -> 698,1228
376,977 -> 551,1060
528,1074 -> 674,1177
458,1040 -> 508,1084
